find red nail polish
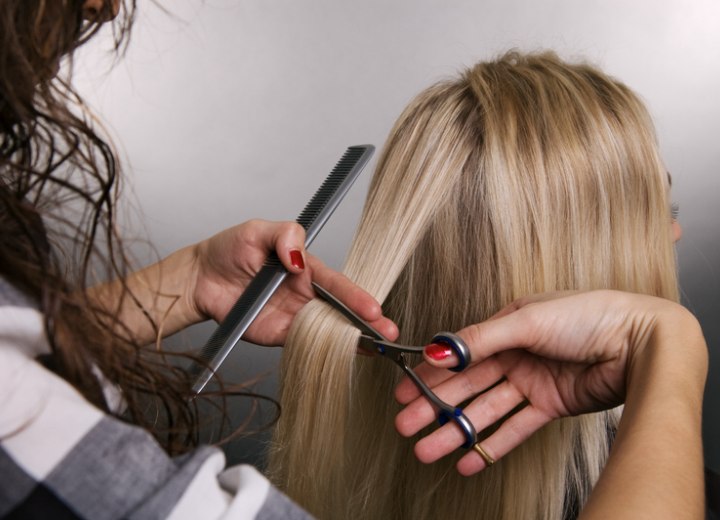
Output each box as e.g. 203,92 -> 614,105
290,250 -> 305,270
425,343 -> 453,361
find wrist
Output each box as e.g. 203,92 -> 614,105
626,303 -> 707,401
160,243 -> 205,332
583,301 -> 707,519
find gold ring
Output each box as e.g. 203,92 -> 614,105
472,442 -> 495,467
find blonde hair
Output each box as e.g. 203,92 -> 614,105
268,51 -> 678,519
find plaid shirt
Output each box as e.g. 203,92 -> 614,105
0,277 -> 311,520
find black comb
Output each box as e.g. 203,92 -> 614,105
190,145 -> 375,394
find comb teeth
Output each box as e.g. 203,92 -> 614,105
296,147 -> 367,228
263,253 -> 283,267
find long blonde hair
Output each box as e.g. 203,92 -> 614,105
268,51 -> 678,519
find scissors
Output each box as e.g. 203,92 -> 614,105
312,282 -> 478,449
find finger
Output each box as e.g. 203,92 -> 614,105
395,362 -> 455,404
455,405 -> 551,475
487,291 -> 576,322
307,255 -> 399,341
421,305 -> 545,370
267,221 -> 307,274
395,371 -> 502,437
395,353 -> 504,407
366,316 -> 399,343
412,380 -> 526,463
422,292 -> 581,370
396,354 -> 500,405
396,358 -> 507,437
395,355 -> 492,404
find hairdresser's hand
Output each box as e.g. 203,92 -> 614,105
191,219 -> 397,346
394,290 -> 706,476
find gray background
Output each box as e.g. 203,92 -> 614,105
74,0 -> 719,473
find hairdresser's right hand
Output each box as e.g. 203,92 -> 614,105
394,290 -> 707,476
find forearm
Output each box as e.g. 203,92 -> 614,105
87,244 -> 202,345
581,309 -> 708,519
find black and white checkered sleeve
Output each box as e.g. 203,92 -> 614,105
0,277 -> 312,520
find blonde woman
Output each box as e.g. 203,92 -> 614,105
268,51 -> 696,519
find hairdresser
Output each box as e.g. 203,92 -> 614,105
0,1 -> 707,519
396,290 -> 708,519
0,1 -> 395,518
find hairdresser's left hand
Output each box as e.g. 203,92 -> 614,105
190,219 -> 397,346
93,219 -> 396,347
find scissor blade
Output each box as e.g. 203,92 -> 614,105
311,282 -> 386,340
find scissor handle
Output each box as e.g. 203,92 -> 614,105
431,332 -> 471,372
438,407 -> 477,449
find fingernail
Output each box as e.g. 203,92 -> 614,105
290,250 -> 305,270
425,343 -> 453,361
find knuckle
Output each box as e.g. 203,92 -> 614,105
280,221 -> 304,238
235,221 -> 259,246
241,219 -> 263,238
244,218 -> 264,230
459,324 -> 484,355
460,373 -> 483,398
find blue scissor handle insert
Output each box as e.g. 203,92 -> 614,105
431,332 -> 471,372
438,407 -> 476,449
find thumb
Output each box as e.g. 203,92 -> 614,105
264,221 -> 307,274
423,299 -> 547,369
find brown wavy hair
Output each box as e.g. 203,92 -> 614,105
0,0 -> 227,454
